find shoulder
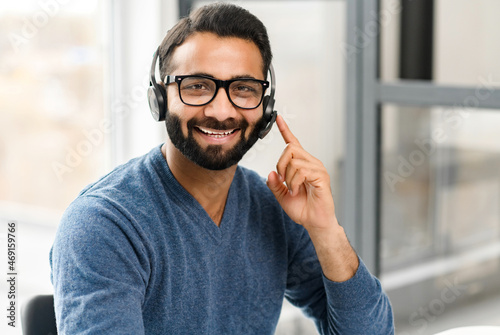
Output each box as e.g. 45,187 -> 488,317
58,146 -> 166,237
78,146 -> 164,206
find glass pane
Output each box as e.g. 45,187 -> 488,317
380,0 -> 500,86
379,0 -> 402,82
380,105 -> 434,269
434,0 -> 500,86
0,0 -> 106,322
192,1 -> 346,334
380,104 -> 500,334
0,0 -> 107,222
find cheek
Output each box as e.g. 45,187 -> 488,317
247,108 -> 263,130
167,105 -> 187,134
167,87 -> 193,135
166,86 -> 182,111
244,110 -> 264,136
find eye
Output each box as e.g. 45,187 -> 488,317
180,77 -> 214,91
235,85 -> 256,92
231,81 -> 261,96
186,83 -> 206,90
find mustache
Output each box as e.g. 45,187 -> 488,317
186,117 -> 249,131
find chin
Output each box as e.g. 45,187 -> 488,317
165,112 -> 264,170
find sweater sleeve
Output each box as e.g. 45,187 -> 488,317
285,228 -> 394,335
49,196 -> 149,334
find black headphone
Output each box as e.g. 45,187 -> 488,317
147,47 -> 277,139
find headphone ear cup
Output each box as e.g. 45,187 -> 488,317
259,95 -> 276,139
262,95 -> 274,122
148,84 -> 167,121
259,63 -> 277,139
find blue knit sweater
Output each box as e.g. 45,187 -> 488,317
50,145 -> 393,334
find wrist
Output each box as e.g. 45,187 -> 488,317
306,216 -> 342,239
307,218 -> 359,282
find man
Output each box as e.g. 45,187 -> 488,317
50,3 -> 394,334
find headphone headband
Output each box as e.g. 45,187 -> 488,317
268,63 -> 276,102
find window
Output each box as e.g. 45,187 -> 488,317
380,0 -> 500,85
0,0 -> 107,223
0,0 -> 107,319
375,0 -> 500,333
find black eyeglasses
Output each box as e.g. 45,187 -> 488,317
165,75 -> 269,110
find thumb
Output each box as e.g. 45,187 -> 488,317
266,171 -> 288,203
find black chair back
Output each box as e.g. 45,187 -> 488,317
22,295 -> 58,335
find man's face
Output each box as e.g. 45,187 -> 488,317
165,32 -> 266,170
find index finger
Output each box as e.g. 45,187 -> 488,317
276,115 -> 300,145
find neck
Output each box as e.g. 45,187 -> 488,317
162,142 -> 236,226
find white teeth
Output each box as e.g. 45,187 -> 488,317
197,127 -> 235,137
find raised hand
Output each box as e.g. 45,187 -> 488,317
267,115 -> 359,282
266,115 -> 337,231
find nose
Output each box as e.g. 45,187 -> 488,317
203,87 -> 238,121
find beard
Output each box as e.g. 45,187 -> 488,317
165,113 -> 265,170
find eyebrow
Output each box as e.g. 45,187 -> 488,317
188,72 -> 261,80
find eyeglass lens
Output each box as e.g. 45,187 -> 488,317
178,77 -> 264,109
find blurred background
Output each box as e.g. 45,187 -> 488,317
1,0 -> 499,334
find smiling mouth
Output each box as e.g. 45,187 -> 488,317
195,126 -> 239,138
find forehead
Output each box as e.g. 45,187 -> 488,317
169,32 -> 264,79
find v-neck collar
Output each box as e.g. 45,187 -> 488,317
151,145 -> 240,243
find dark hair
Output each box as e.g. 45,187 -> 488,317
158,2 -> 272,80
